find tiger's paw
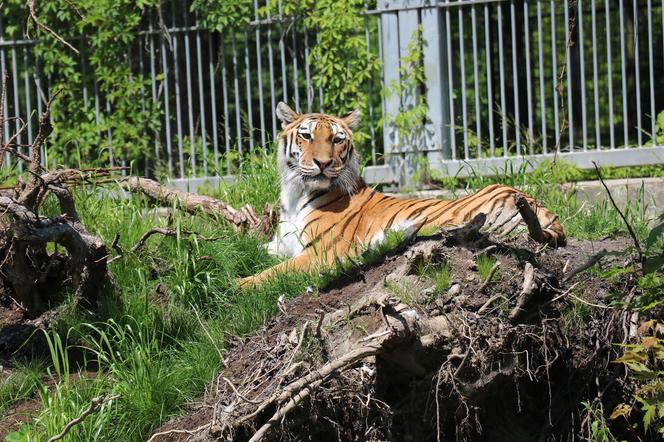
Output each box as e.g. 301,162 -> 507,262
238,275 -> 259,290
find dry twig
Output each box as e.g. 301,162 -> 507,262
46,394 -> 119,442
477,261 -> 500,294
592,161 -> 644,270
509,262 -> 538,322
117,176 -> 276,234
27,0 -> 79,54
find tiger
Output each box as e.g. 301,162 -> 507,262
239,102 -> 565,288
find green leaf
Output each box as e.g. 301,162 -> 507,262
4,425 -> 30,442
646,221 -> 664,251
645,254 -> 664,274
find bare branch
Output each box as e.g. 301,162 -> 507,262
592,161 -> 644,271
0,71 -> 7,167
117,176 -> 276,234
129,227 -> 224,254
27,0 -> 80,54
477,261 -> 500,294
509,262 -> 538,322
46,394 -> 119,442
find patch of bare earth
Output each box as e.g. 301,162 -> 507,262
150,222 -> 647,442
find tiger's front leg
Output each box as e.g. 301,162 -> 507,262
238,248 -> 331,289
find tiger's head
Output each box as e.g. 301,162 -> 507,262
276,102 -> 362,194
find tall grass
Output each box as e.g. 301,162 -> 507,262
1,150 -> 657,441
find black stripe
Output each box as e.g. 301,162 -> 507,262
297,190 -> 326,214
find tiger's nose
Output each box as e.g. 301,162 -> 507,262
313,158 -> 331,172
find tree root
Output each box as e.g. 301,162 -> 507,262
116,177 -> 276,235
146,216 -> 640,442
0,74 -> 111,318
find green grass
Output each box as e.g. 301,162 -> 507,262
414,259 -> 451,294
2,152 -> 660,441
2,150 -> 315,441
0,362 -> 43,416
476,254 -> 499,282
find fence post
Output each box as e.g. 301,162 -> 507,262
421,1 -> 452,169
378,0 -> 401,186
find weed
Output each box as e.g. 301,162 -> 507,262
0,362 -> 44,416
385,280 -> 416,305
476,254 -> 499,282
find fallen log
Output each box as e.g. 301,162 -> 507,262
116,177 -> 276,235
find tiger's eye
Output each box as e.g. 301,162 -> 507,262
300,132 -> 311,141
332,137 -> 342,144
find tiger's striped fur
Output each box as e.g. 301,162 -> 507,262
240,103 -> 565,288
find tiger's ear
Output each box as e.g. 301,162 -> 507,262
276,102 -> 299,127
341,109 -> 361,130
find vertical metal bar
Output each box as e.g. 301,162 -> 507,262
208,37 -> 220,173
575,0 -> 588,151
647,0 -> 656,143
172,27 -> 185,177
510,0 -> 521,155
445,0 -> 456,159
195,24 -> 208,175
304,30 -> 313,113
564,0 -> 573,150
291,27 -> 300,111
137,40 -> 148,175
459,7 -> 469,159
471,5 -> 481,158
524,1 -> 534,154
364,1 -> 377,163
619,0 -> 627,148
11,47 -> 23,171
551,0 -> 560,145
485,4 -> 495,156
22,47 -> 33,149
244,32 -> 255,151
378,15 -> 385,121
278,0 -> 288,102
0,18 -> 9,166
149,15 -> 160,161
591,0 -> 601,148
633,0 -> 642,146
232,34 -> 243,154
81,49 -> 89,109
105,99 -> 114,168
221,42 -> 231,174
498,2 -> 508,155
254,0 -> 267,145
183,13 -> 197,176
160,33 -> 173,174
578,0 -> 587,151
537,0 -> 547,153
317,30 -> 324,111
266,0 -> 277,139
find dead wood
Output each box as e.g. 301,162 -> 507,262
117,176 -> 276,235
0,74 -> 111,325
148,215 -> 643,442
592,161 -> 645,271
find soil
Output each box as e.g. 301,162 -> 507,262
148,233 -> 647,442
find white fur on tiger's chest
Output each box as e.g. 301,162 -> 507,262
266,187 -> 310,258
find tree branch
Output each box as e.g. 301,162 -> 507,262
27,0 -> 80,54
592,161 -> 644,271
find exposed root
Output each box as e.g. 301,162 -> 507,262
150,220 -> 640,442
117,177 -> 276,235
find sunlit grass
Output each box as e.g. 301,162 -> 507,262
1,151 -> 658,441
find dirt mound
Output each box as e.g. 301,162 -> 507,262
150,223 -> 641,442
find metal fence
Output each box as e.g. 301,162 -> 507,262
365,0 -> 664,185
1,0 -> 664,189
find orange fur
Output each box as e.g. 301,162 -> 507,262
240,104 -> 565,288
